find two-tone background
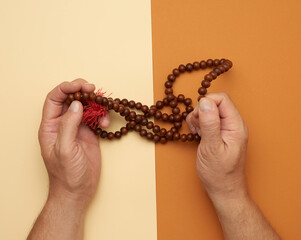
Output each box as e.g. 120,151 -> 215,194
0,0 -> 300,239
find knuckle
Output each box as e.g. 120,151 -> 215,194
72,78 -> 87,83
220,92 -> 231,101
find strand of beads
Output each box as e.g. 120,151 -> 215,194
65,58 -> 232,144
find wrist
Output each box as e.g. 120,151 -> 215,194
209,187 -> 251,216
48,183 -> 91,212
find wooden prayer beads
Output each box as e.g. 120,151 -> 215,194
65,58 -> 233,144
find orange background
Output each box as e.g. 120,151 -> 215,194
152,0 -> 301,239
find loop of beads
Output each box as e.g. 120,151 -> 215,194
65,58 -> 233,144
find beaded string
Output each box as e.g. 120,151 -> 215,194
65,58 -> 233,144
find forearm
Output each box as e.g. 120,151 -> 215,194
27,193 -> 87,240
211,192 -> 281,240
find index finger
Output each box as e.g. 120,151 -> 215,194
42,79 -> 95,121
205,92 -> 245,132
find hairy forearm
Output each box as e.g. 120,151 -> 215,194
211,192 -> 281,240
27,193 -> 87,240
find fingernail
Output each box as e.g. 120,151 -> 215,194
199,98 -> 212,112
69,101 -> 79,112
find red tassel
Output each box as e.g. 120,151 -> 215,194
82,89 -> 110,130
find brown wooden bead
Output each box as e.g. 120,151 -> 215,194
160,128 -> 167,136
129,111 -> 136,120
95,95 -> 103,104
107,100 -> 114,109
202,80 -> 211,88
102,97 -> 108,106
171,127 -> 178,133
165,88 -> 173,95
200,60 -> 207,69
186,63 -> 193,72
140,129 -> 147,137
148,109 -> 156,116
220,59 -> 226,64
153,135 -> 160,143
129,121 -> 136,128
165,81 -> 172,88
163,98 -> 169,105
135,102 -> 142,109
74,92 -> 81,100
174,122 -> 182,129
120,127 -> 128,135
206,59 -> 213,67
113,98 -> 120,104
182,112 -> 188,119
146,132 -> 154,140
195,134 -> 201,142
89,93 -> 96,101
184,98 -> 192,106
101,131 -> 108,138
167,94 -> 175,102
218,66 -> 225,73
146,122 -> 154,129
95,128 -> 102,135
141,105 -> 149,113
204,74 -> 213,82
118,105 -> 125,113
168,74 -> 176,82
155,111 -> 162,119
172,68 -> 180,76
172,107 -> 180,115
210,71 -> 218,80
166,131 -> 173,140
213,67 -> 221,75
128,100 -> 135,108
186,106 -> 194,113
193,61 -> 200,70
223,64 -> 230,71
168,114 -> 175,122
169,100 -> 178,108
65,99 -> 71,105
126,123 -> 131,130
82,92 -> 89,101
113,102 -> 119,111
121,99 -> 128,106
178,64 -> 186,73
141,118 -> 148,126
187,133 -> 194,141
180,134 -> 187,142
177,94 -> 185,102
136,115 -> 143,123
68,93 -> 75,101
153,125 -> 160,133
125,115 -> 130,121
156,100 -> 164,109
107,132 -> 114,140
134,125 -> 142,132
173,132 -> 180,140
174,114 -> 182,122
213,59 -> 220,66
114,131 -> 122,139
162,113 -> 169,121
160,137 -> 167,144
198,87 -> 207,95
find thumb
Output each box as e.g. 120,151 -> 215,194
58,101 -> 83,149
198,97 -> 223,147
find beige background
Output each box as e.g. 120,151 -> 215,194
0,0 -> 156,239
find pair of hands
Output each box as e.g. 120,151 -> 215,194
39,78 -> 248,207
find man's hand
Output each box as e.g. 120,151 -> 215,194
186,93 -> 281,240
186,92 -> 248,202
28,79 -> 110,240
